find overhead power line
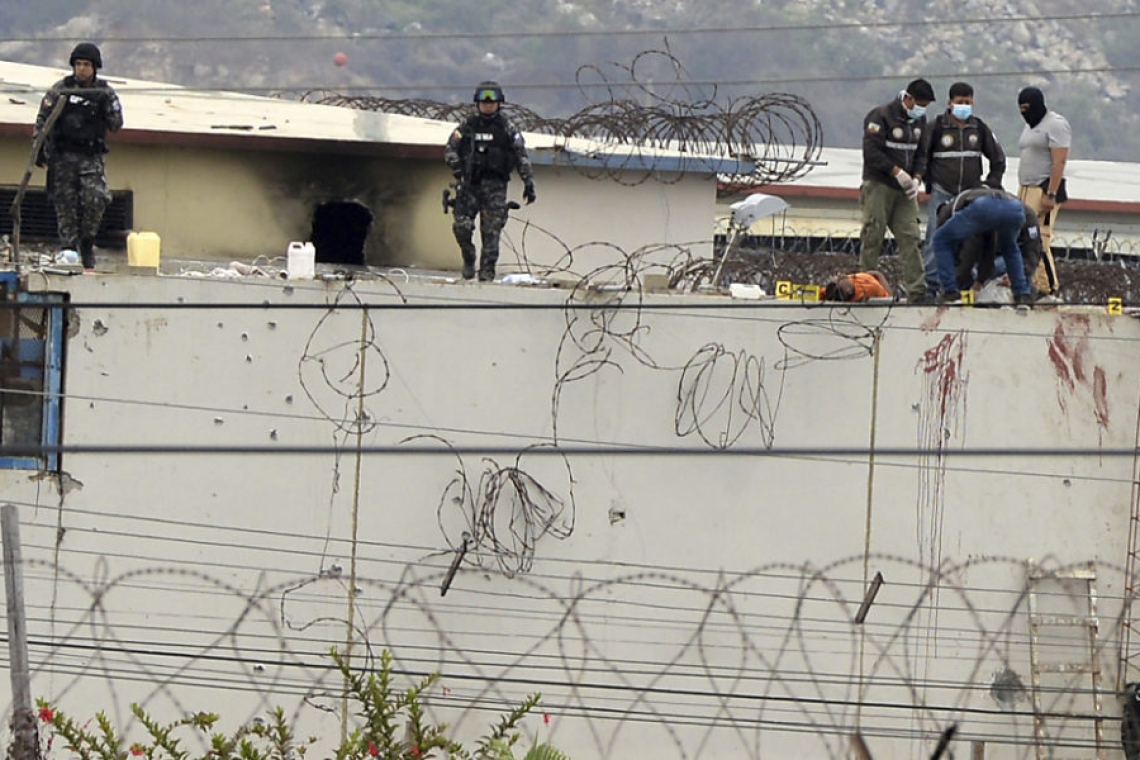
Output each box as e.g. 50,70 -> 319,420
6,443 -> 1140,457
5,11 -> 1139,44
7,63 -> 1131,98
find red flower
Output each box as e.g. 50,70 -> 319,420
129,745 -> 145,757
543,713 -> 550,726
411,747 -> 421,758
367,742 -> 378,757
38,706 -> 54,723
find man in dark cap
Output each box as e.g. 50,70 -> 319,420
33,42 -> 123,271
859,78 -> 935,303
444,81 -> 535,282
1016,86 -> 1070,299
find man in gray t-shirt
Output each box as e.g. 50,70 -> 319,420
1016,86 -> 1070,297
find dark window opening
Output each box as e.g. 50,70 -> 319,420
0,187 -> 134,248
310,201 -> 373,266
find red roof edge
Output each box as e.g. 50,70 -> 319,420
720,182 -> 1140,214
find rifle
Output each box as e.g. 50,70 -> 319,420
9,96 -> 67,268
441,184 -> 520,215
442,125 -> 481,215
441,125 -> 524,215
442,182 -> 460,215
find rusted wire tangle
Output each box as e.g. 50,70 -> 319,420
302,47 -> 823,186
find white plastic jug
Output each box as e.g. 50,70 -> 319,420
729,283 -> 765,300
287,242 -> 316,280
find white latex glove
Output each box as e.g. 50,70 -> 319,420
894,169 -> 919,200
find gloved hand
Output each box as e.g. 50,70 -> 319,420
523,181 -> 536,204
895,169 -> 919,200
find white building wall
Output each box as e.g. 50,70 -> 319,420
732,148 -> 1140,256
405,165 -> 717,274
1,272 -> 1137,760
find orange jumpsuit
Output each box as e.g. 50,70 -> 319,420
849,272 -> 890,301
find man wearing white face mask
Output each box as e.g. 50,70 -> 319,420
920,81 -> 1006,295
859,78 -> 934,303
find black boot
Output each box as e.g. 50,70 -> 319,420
478,252 -> 497,282
461,257 -> 476,280
79,238 -> 96,270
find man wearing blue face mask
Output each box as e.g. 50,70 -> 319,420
920,82 -> 1005,296
859,78 -> 935,303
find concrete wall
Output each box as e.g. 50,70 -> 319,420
407,165 -> 717,276
2,138 -> 717,273
717,191 -> 1140,257
2,271 -> 1137,759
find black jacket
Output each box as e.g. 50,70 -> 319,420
861,97 -> 928,186
923,111 -> 1005,195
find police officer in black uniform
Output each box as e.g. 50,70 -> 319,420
444,81 -> 535,281
920,81 -> 1006,294
858,78 -> 934,302
34,42 -> 123,270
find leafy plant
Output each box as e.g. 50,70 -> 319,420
34,650 -> 567,760
36,701 -> 310,760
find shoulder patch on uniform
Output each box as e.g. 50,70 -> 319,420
865,122 -> 881,134
1028,226 -> 1040,239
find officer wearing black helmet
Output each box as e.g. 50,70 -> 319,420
444,81 -> 535,281
33,42 -> 123,271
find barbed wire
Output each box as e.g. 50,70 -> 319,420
398,435 -> 576,579
10,246 -> 1138,757
13,553 -> 1134,758
303,47 -> 823,186
674,344 -> 780,450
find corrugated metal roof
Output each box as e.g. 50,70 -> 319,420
0,60 -> 753,174
775,147 -> 1140,209
0,60 -> 450,151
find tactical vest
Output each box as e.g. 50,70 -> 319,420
54,79 -> 108,153
462,115 -> 516,181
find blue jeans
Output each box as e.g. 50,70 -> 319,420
933,196 -> 1031,297
923,184 -> 954,292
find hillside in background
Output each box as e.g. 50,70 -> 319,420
0,0 -> 1138,163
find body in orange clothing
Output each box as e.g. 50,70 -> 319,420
822,270 -> 893,302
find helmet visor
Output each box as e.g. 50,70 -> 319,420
476,88 -> 501,102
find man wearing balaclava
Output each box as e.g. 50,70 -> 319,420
1016,86 -> 1070,299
